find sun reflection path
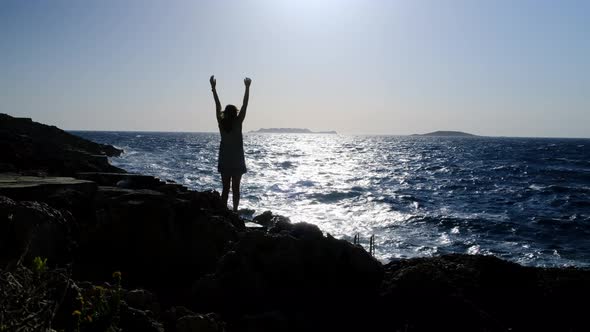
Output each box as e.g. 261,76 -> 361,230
240,134 -> 416,260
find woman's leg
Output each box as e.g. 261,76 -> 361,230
231,174 -> 242,212
221,174 -> 231,209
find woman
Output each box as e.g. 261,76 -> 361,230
210,75 -> 251,211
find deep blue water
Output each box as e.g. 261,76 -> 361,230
73,131 -> 590,267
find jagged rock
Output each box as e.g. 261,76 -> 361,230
178,190 -> 227,211
193,230 -> 383,330
177,314 -> 226,332
379,254 -> 590,331
252,211 -> 295,235
0,113 -> 124,176
162,306 -> 196,331
120,305 -> 165,332
76,172 -> 168,190
252,210 -> 274,226
0,195 -> 74,266
76,188 -> 240,300
0,174 -> 97,200
125,289 -> 160,316
284,222 -> 323,240
0,174 -> 98,221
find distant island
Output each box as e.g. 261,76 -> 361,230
412,130 -> 477,137
251,128 -> 337,134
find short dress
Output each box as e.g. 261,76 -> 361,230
217,118 -> 247,175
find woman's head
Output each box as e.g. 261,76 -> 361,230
221,104 -> 238,132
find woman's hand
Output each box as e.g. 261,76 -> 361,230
210,75 -> 216,89
244,77 -> 252,87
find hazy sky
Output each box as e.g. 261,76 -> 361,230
1,0 -> 588,136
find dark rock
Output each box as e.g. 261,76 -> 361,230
252,210 -> 274,226
0,113 -> 125,176
76,172 -> 167,190
178,190 -> 227,212
120,305 -> 165,332
287,222 -> 323,240
193,231 -> 383,331
76,188 -> 240,304
239,311 -> 289,332
0,195 -> 75,266
177,314 -> 226,332
266,217 -> 293,234
125,289 -> 160,316
253,211 -> 293,233
0,174 -> 97,200
0,174 -> 98,221
162,306 -> 196,331
379,254 -> 590,331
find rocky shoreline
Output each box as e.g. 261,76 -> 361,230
1,113 -> 589,332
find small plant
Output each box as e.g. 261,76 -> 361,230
72,310 -> 81,332
72,271 -> 124,332
31,256 -> 47,274
110,271 -> 123,330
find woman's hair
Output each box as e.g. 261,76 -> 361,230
221,105 -> 238,132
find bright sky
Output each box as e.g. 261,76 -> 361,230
1,0 -> 588,137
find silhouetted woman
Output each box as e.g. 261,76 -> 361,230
210,75 -> 251,211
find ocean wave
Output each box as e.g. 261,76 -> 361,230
309,190 -> 363,202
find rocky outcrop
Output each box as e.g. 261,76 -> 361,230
0,113 -> 124,175
0,174 -> 98,219
77,187 -> 241,297
379,254 -> 590,331
193,217 -> 384,331
0,195 -> 75,267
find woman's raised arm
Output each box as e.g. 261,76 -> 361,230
238,77 -> 251,122
210,75 -> 222,121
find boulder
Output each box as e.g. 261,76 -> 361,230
285,222 -> 323,240
76,188 -> 240,302
253,211 -> 291,229
193,229 -> 384,330
0,195 -> 75,267
379,254 -> 590,331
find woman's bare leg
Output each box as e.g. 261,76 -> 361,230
231,174 -> 242,212
221,174 -> 231,209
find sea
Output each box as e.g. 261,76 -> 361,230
73,131 -> 590,268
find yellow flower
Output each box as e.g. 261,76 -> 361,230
72,310 -> 81,316
112,271 -> 122,279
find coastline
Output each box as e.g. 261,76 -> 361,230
1,113 -> 589,331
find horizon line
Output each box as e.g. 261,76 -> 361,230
67,129 -> 590,140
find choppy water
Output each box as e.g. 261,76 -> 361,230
73,131 -> 590,267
